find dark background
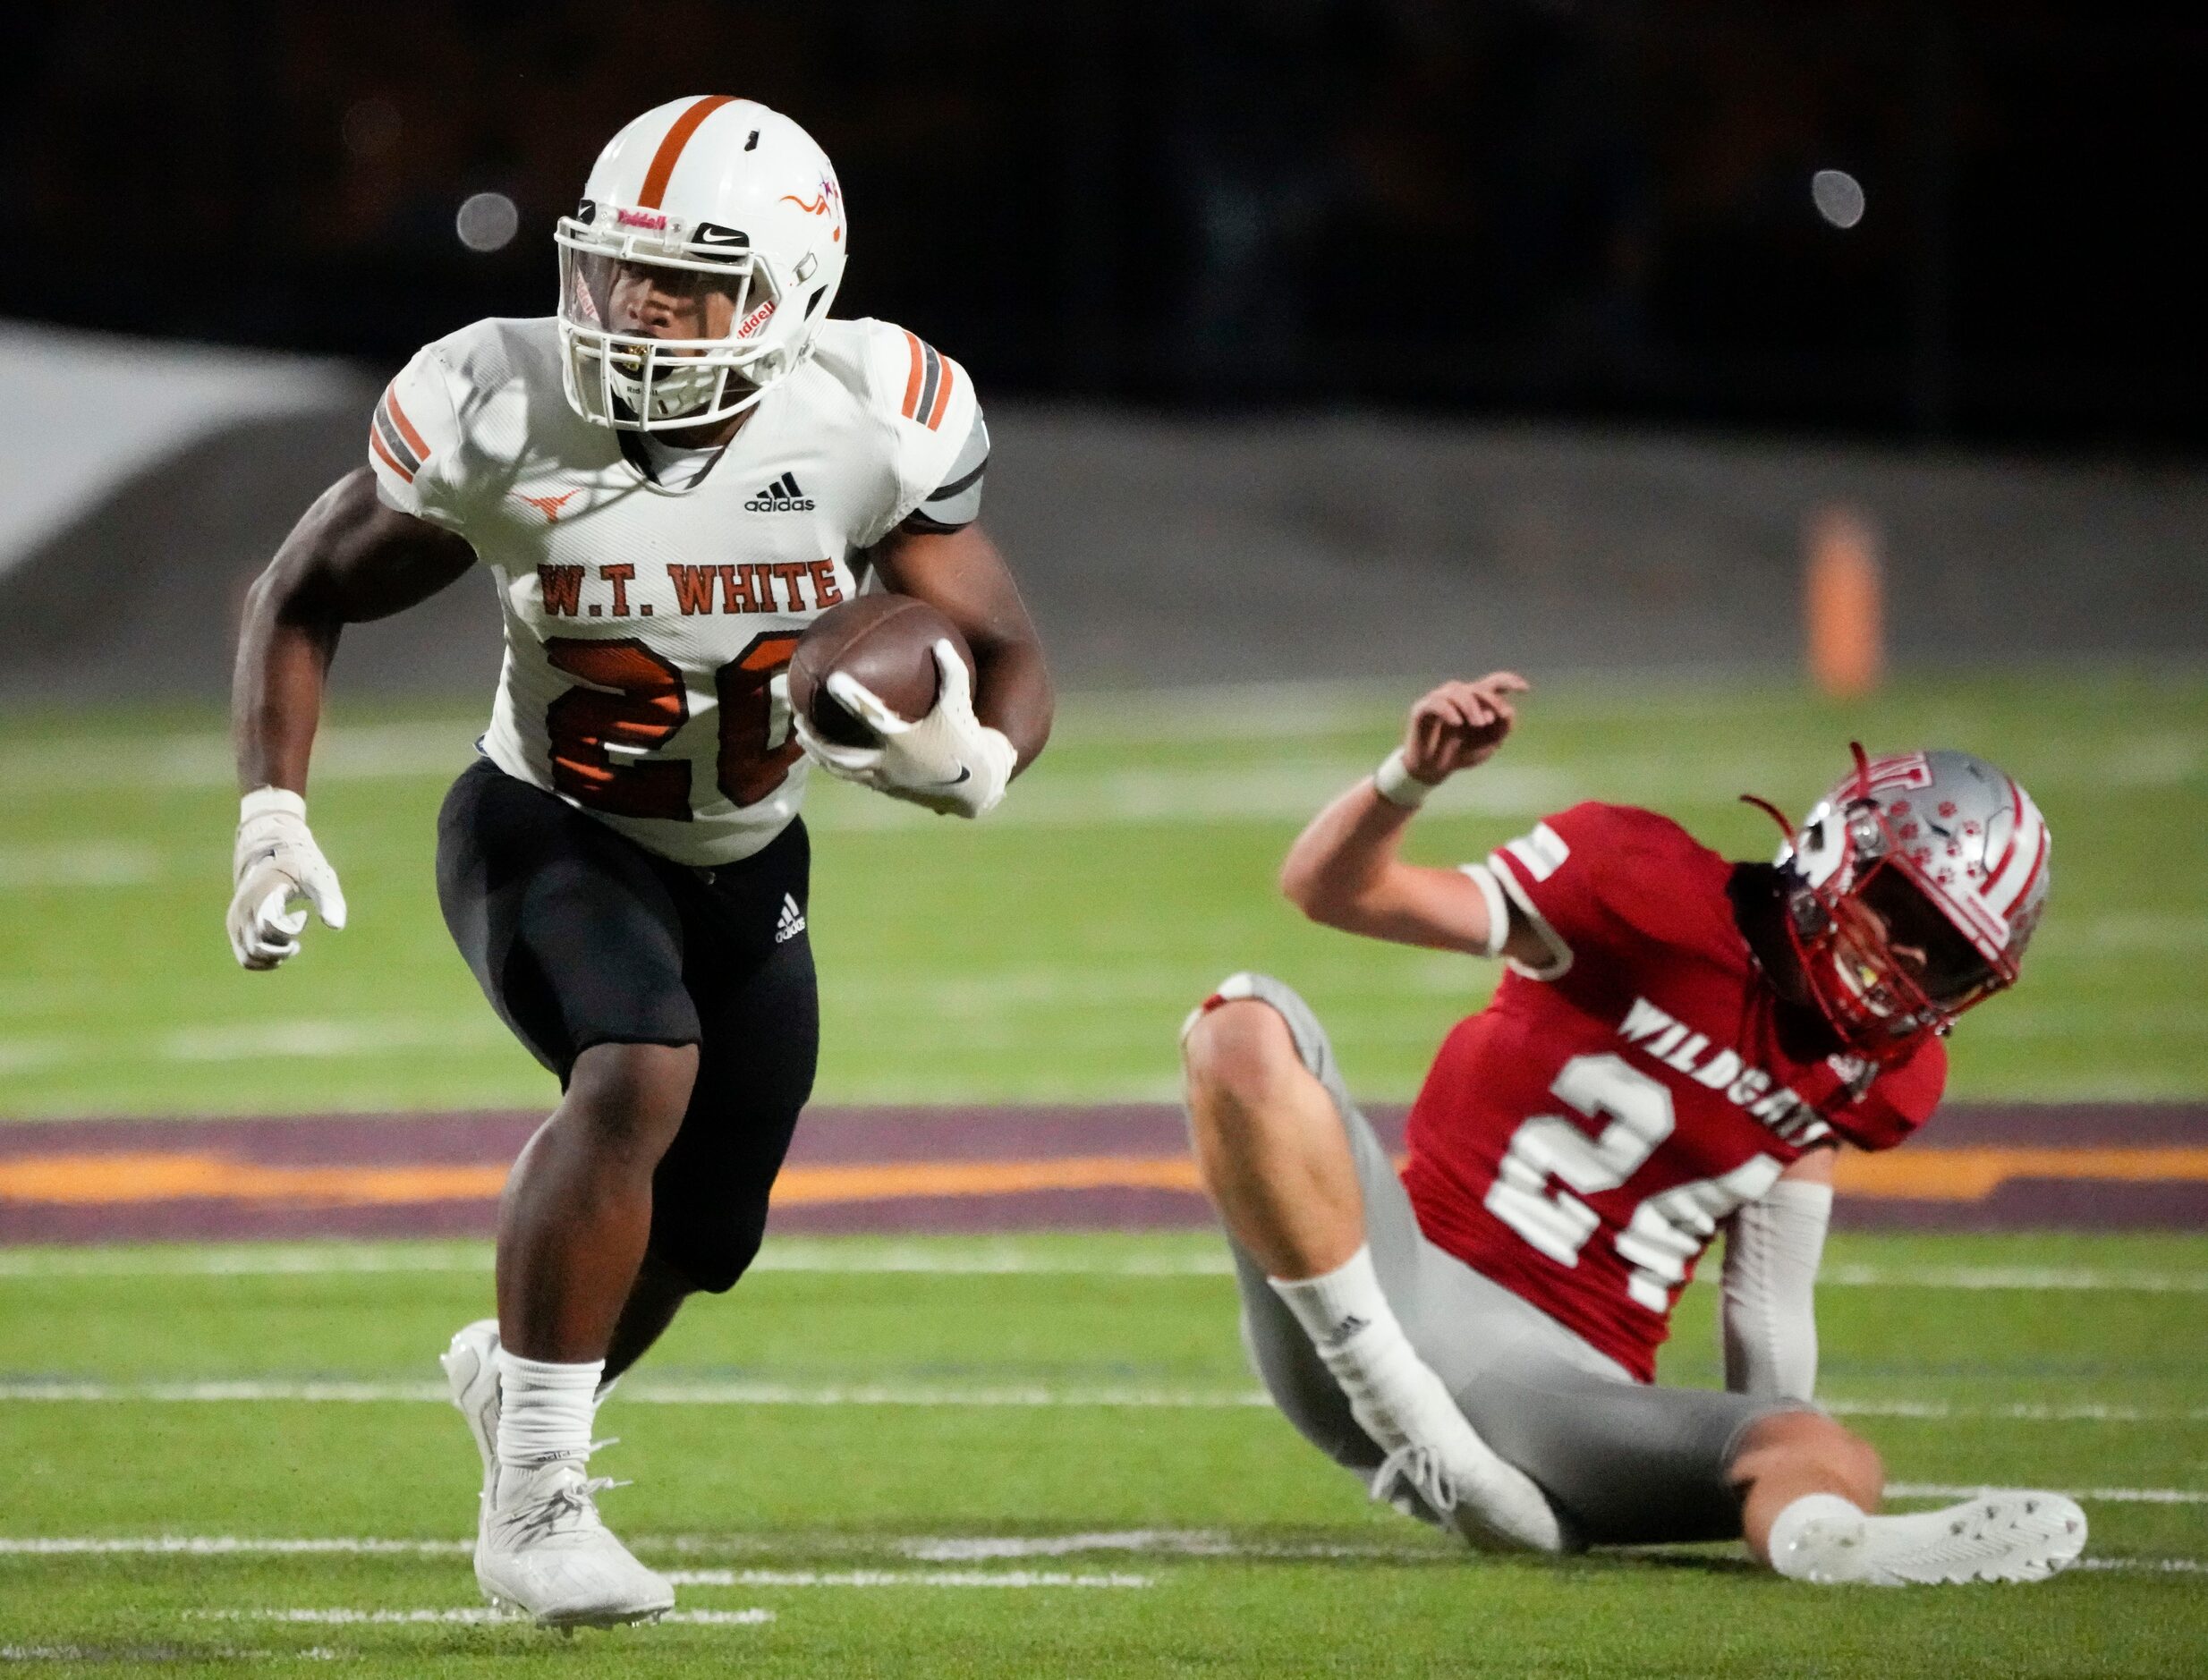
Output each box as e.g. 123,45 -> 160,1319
1,0 -> 2198,447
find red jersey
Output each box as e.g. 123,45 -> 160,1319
1400,802 -> 1945,1381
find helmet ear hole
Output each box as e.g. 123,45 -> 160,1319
804,285 -> 828,319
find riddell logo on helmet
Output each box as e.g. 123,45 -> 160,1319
616,207 -> 669,231
736,298 -> 777,339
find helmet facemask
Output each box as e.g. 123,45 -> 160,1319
556,208 -> 797,430
1745,744 -> 2025,1064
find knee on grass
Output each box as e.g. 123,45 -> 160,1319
1731,1410 -> 1885,1512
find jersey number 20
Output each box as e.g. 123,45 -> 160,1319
544,632 -> 803,821
1483,1054 -> 1781,1312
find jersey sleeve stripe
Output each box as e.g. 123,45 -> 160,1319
379,386 -> 431,464
639,94 -> 738,209
1487,849 -> 1574,980
899,329 -> 928,418
924,355 -> 956,430
913,342 -> 943,425
367,419 -> 416,483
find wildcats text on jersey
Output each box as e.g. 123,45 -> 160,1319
1612,997 -> 1834,1150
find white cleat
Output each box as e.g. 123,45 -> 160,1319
440,1319 -> 502,1501
1779,1490 -> 2087,1586
474,1460 -> 675,1628
1367,1442 -> 1571,1555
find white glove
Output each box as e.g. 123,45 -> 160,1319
793,640 -> 1016,819
227,787 -> 347,971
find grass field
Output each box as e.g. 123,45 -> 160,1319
2,670 -> 2204,1117
2,1230 -> 2205,1676
4,671 -> 2205,1673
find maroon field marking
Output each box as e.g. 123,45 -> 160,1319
1,1102 -> 2203,1243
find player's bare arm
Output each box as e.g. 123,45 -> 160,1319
226,467 -> 476,969
1280,673 -> 1548,962
870,519 -> 1054,772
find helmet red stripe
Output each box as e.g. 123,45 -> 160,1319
1984,778 -> 2025,881
638,95 -> 738,209
1988,820 -> 2050,920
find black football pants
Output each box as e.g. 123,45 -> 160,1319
435,757 -> 818,1293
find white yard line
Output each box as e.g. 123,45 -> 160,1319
5,1243 -> 2206,1293
0,1381 -> 452,1404
187,1607 -> 772,1625
157,1017 -> 516,1063
4,1532 -> 2195,1578
1822,1399 -> 2208,1423
0,1378 -> 1268,1407
1889,1482 -> 2208,1506
1822,1265 -> 2208,1294
0,1536 -> 469,1556
664,1568 -> 1151,1589
4,1378 -> 2203,1423
13,705 -> 2194,812
0,1245 -> 500,1279
0,844 -> 162,890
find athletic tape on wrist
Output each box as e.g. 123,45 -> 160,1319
1372,748 -> 1439,810
240,786 -> 308,824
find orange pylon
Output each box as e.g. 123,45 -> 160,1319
1805,507 -> 1884,699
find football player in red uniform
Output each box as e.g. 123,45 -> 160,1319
1179,673 -> 2084,1583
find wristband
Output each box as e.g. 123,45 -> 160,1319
1372,748 -> 1439,810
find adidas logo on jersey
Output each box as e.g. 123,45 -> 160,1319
775,893 -> 807,944
747,471 -> 814,513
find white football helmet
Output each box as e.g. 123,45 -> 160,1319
555,97 -> 848,430
1758,746 -> 2050,1060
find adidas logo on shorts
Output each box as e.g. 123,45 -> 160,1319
746,471 -> 814,513
775,893 -> 806,944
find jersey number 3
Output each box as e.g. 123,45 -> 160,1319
1483,1054 -> 1781,1312
545,633 -> 803,821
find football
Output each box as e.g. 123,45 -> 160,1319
786,592 -> 975,748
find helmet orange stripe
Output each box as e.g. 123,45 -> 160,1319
900,330 -> 926,419
638,95 -> 738,209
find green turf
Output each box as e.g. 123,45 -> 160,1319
2,670 -> 2204,1117
2,1231 -> 2204,1676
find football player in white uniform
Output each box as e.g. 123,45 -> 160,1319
228,98 -> 1053,1625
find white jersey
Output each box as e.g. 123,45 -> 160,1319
367,314 -> 985,866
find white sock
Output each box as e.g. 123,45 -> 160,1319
494,1350 -> 602,1482
1766,1492 -> 1866,1580
1270,1246 -> 1447,1454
